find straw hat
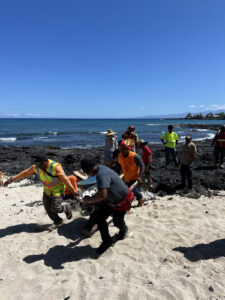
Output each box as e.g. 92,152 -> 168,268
137,139 -> 148,146
73,170 -> 88,180
105,129 -> 116,136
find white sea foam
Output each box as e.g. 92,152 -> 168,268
32,137 -> 49,140
53,132 -> 58,135
146,124 -> 161,126
0,137 -> 17,142
99,131 -> 107,134
192,133 -> 215,141
206,133 -> 215,139
195,129 -> 208,132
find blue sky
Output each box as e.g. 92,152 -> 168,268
0,0 -> 225,118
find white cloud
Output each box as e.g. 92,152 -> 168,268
188,104 -> 225,112
207,104 -> 225,110
140,106 -> 144,111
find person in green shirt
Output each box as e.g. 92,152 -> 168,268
161,125 -> 179,167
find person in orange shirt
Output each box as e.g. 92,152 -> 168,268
4,154 -> 78,226
118,140 -> 146,207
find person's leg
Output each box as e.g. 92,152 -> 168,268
112,210 -> 127,239
213,146 -> 219,165
180,165 -> 186,188
42,193 -> 63,224
132,185 -> 143,201
126,180 -> 145,206
219,148 -> 225,166
83,209 -> 99,231
171,148 -> 178,166
144,169 -> 153,190
186,165 -> 193,189
96,202 -> 113,244
51,197 -> 72,221
165,147 -> 170,165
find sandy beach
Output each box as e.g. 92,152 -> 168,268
1,179 -> 225,299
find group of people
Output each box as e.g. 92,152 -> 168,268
3,124 -> 224,256
104,124 -> 197,192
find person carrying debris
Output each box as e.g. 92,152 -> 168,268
180,134 -> 197,191
137,139 -> 153,191
64,169 -> 88,199
118,140 -> 146,207
211,125 -> 225,168
161,125 -> 179,167
4,154 -> 77,226
81,159 -> 134,255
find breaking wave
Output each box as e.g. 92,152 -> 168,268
0,137 -> 17,142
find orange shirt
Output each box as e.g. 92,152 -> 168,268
118,151 -> 140,182
13,163 -> 77,194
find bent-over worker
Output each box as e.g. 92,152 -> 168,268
118,140 -> 146,207
81,159 -> 134,255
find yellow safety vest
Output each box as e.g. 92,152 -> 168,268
33,159 -> 65,197
161,132 -> 178,148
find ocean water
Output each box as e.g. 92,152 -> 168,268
0,118 -> 224,148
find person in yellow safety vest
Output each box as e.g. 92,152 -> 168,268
4,154 -> 78,226
211,125 -> 225,168
118,140 -> 146,207
161,125 -> 179,167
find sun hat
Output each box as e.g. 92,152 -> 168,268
185,134 -> 192,139
74,170 -> 88,180
105,129 -> 116,136
137,139 -> 148,146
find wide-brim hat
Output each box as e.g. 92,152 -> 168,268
105,129 -> 116,136
74,170 -> 88,180
137,139 -> 148,146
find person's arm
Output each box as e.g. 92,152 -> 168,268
134,154 -> 145,180
160,133 -> 166,145
55,165 -> 78,196
145,156 -> 151,171
83,188 -> 108,204
190,145 -> 197,162
176,133 -> 178,146
4,165 -> 35,186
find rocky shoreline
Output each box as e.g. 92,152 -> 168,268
180,123 -> 222,131
0,139 -> 222,198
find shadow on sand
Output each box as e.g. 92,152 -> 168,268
0,223 -> 49,238
173,239 -> 225,262
22,218 -> 97,269
0,217 -> 89,238
23,242 -> 96,269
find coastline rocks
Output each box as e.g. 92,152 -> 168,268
0,143 -> 223,198
180,124 -> 221,131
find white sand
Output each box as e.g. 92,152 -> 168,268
1,179 -> 225,299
